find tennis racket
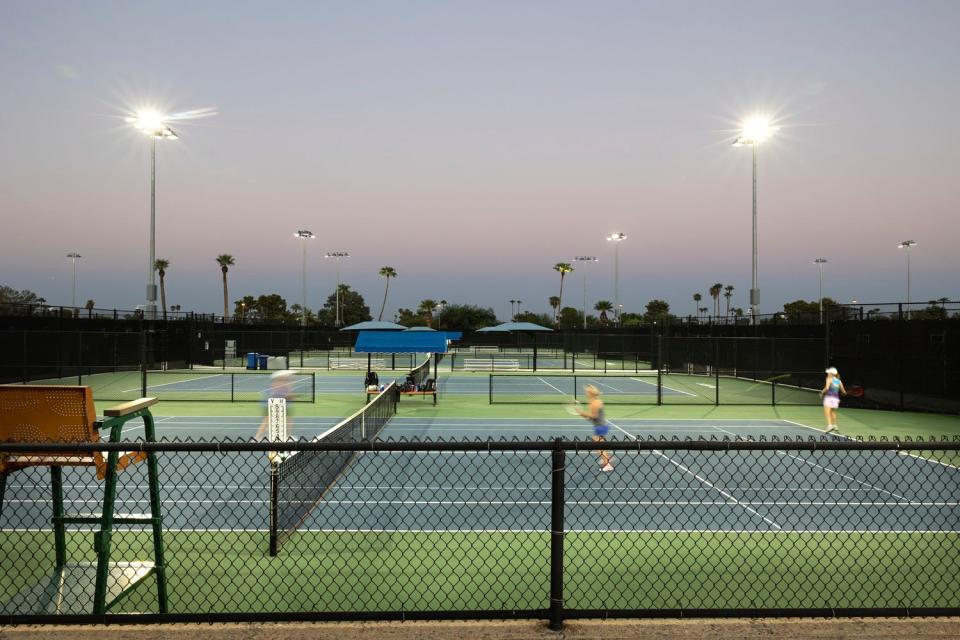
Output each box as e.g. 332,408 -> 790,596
565,400 -> 582,416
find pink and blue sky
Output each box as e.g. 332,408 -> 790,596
1,1 -> 957,320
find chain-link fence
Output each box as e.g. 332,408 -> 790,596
2,437 -> 959,624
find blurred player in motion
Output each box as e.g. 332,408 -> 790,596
255,370 -> 295,441
576,384 -> 614,472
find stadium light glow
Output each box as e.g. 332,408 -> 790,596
734,114 -> 779,323
295,231 -> 316,327
606,233 -> 627,325
573,256 -> 598,330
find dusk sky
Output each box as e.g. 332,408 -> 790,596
1,1 -> 957,320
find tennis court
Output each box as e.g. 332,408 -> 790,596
3,413 -> 958,614
2,416 -> 954,533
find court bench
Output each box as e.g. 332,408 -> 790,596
0,385 -> 167,615
366,385 -> 438,406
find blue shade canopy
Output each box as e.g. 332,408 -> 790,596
403,326 -> 437,331
339,320 -> 407,331
355,330 -> 449,353
475,322 -> 554,333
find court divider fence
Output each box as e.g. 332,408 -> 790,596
2,437 -> 959,626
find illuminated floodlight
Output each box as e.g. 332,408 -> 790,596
126,110 -> 178,139
733,116 -> 779,146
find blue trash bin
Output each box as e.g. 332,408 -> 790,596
258,354 -> 269,370
246,353 -> 258,370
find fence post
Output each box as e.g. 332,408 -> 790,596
657,335 -> 663,406
714,337 -> 720,406
549,438 -> 566,631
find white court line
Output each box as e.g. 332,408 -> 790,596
631,377 -> 698,397
536,377 -> 572,397
781,418 -> 960,471
606,421 -> 782,530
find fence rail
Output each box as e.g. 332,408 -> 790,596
2,438 -> 958,626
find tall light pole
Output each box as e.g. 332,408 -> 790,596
325,251 -> 350,327
66,252 -> 82,309
509,299 -> 516,321
294,231 -> 315,326
898,240 -> 917,318
517,299 -> 522,319
573,256 -> 598,329
127,111 -> 178,320
734,116 -> 778,324
814,258 -> 827,324
606,233 -> 626,325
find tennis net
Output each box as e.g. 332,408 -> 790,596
411,354 -> 432,387
269,380 -> 398,554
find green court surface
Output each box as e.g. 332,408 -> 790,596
3,531 -> 957,613
2,369 -> 959,617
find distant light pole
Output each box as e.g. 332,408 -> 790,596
573,256 -> 598,329
734,116 -> 779,324
606,232 -> 626,325
898,240 -> 917,318
66,252 -> 82,309
127,111 -> 179,319
325,251 -> 350,326
814,258 -> 827,324
517,299 -> 522,319
509,299 -> 516,321
294,231 -> 315,326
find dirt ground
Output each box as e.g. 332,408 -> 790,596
2,618 -> 959,639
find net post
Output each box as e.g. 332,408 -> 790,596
488,374 -> 493,405
230,373 -> 235,403
772,375 -> 776,405
268,461 -> 279,556
311,371 -> 316,403
549,437 -> 566,631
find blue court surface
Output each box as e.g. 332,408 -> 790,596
3,417 -> 957,535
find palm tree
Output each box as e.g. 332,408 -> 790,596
215,254 -> 235,320
709,283 -> 723,319
723,285 -> 734,317
553,263 -> 574,322
693,293 -> 702,319
85,299 -> 95,319
549,296 -> 560,320
594,300 -> 614,325
154,259 -> 170,321
418,299 -> 437,327
377,266 -> 397,321
699,306 -> 709,319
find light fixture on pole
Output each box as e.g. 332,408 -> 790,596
814,258 -> 827,324
606,233 -> 626,325
898,240 -> 917,318
324,251 -> 350,327
294,231 -> 315,327
573,256 -> 598,329
126,111 -> 179,320
734,116 -> 779,324
66,252 -> 82,309
509,299 -> 516,321
517,299 -> 522,319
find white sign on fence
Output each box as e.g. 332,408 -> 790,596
267,397 -> 287,462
